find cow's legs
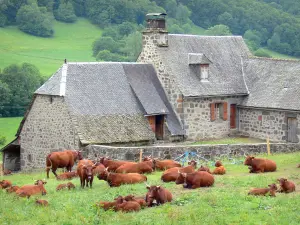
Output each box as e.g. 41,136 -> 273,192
46,168 -> 50,179
52,168 -> 58,177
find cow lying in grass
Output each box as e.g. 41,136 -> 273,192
35,199 -> 48,206
6,185 -> 20,193
248,183 -> 278,197
56,171 -> 78,180
277,178 -> 295,193
0,180 -> 12,189
99,157 -> 133,172
16,180 -> 47,198
161,160 -> 197,182
197,165 -> 211,174
175,171 -> 215,189
116,161 -> 153,174
145,185 -> 172,207
143,156 -> 181,171
114,196 -> 141,212
244,156 -> 277,173
212,161 -> 226,175
56,182 -> 75,191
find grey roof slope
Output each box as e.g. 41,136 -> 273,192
242,57 -> 300,110
158,35 -> 251,97
65,62 -> 155,144
123,64 -> 185,135
35,67 -> 62,96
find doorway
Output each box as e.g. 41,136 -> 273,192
287,117 -> 298,142
147,115 -> 165,140
230,104 -> 236,129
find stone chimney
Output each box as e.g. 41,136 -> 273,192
143,13 -> 168,47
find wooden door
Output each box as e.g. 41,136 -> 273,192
230,104 -> 236,129
155,115 -> 164,140
147,116 -> 156,132
287,117 -> 298,142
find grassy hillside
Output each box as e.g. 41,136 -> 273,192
0,19 -> 101,77
0,117 -> 22,149
0,152 -> 300,224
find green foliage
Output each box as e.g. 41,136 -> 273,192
54,2 -> 77,23
121,31 -> 142,61
93,37 -> 122,56
96,50 -> 129,62
0,135 -> 6,146
254,49 -> 272,58
205,24 -> 232,36
0,12 -> 7,27
0,0 -> 27,24
169,24 -> 185,34
0,63 -> 43,117
1,152 -> 300,224
71,0 -> 85,17
16,2 -> 54,37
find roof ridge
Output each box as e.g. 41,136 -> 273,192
249,56 -> 300,62
169,34 -> 243,38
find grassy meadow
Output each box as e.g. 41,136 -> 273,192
0,19 -> 101,76
0,117 -> 22,149
1,152 -> 300,225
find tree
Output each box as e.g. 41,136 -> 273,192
16,3 -> 54,37
117,22 -> 135,37
92,37 -> 122,56
205,24 -> 232,36
0,12 -> 7,27
54,2 -> 77,23
0,63 -> 43,117
169,24 -> 184,34
96,50 -> 129,62
0,81 -> 11,116
175,4 -> 191,25
121,31 -> 142,61
71,0 -> 85,17
254,49 -> 272,58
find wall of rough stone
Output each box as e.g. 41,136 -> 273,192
84,143 -> 300,162
183,96 -> 243,140
20,95 -> 79,170
239,108 -> 300,143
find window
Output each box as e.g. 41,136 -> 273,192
200,64 -> 209,81
210,102 -> 228,121
215,103 -> 223,119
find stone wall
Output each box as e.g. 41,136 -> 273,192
183,96 -> 243,140
239,108 -> 300,143
20,95 -> 79,170
84,143 -> 300,162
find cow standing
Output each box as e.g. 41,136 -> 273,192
46,150 -> 83,178
77,159 -> 96,188
244,156 -> 277,173
16,180 -> 47,198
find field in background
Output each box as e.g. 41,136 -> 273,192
0,117 -> 22,149
0,19 -> 101,77
1,152 -> 300,224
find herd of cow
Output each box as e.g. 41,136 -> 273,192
0,150 -> 297,212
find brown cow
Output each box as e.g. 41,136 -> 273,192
248,184 -> 278,197
0,180 -> 12,189
6,185 -> 20,193
244,156 -> 277,173
56,182 -> 75,191
100,157 -> 133,172
197,165 -> 212,174
116,161 -> 153,174
46,150 -> 83,178
96,201 -> 117,211
144,157 -> 181,171
16,180 -> 47,198
212,161 -> 226,175
124,195 -> 147,208
56,171 -> 78,180
3,169 -> 12,175
35,199 -> 49,206
175,171 -> 214,189
161,161 -> 197,182
97,169 -> 147,187
277,178 -> 296,193
114,196 -> 141,212
93,163 -> 105,176
145,185 -> 172,207
77,160 -> 96,188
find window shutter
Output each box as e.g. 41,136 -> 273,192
223,102 -> 228,121
210,103 -> 216,121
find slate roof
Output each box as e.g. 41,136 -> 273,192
242,57 -> 300,110
35,67 -> 62,96
158,35 -> 251,97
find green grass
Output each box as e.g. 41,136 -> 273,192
0,117 -> 22,149
191,137 -> 266,145
1,152 -> 300,224
0,19 -> 101,77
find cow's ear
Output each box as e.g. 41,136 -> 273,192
251,156 -> 255,159
156,186 -> 161,189
146,186 -> 150,190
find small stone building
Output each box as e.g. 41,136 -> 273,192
2,13 -> 300,171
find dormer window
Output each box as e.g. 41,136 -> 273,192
188,53 -> 212,82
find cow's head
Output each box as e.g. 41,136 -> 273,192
143,156 -> 152,161
215,160 -> 223,167
188,160 -> 197,168
124,194 -> 135,201
244,156 -> 255,166
67,182 -> 75,189
277,178 -> 287,185
268,183 -> 278,191
77,151 -> 83,160
97,167 -> 109,180
145,185 -> 160,206
34,180 -> 47,185
83,165 -> 96,181
175,170 -> 186,185
114,196 -> 124,204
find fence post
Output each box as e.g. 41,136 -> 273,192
267,136 -> 271,155
139,149 -> 143,162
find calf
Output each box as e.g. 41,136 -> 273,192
124,194 -> 147,208
248,184 -> 278,197
16,180 -> 47,198
0,180 -> 12,189
35,199 -> 49,206
197,165 -> 211,174
114,196 -> 141,212
56,171 -> 78,180
244,156 -> 277,173
175,171 -> 214,189
96,201 -> 117,211
145,185 -> 172,207
161,161 -> 197,182
97,169 -> 147,187
56,182 -> 75,191
77,160 -> 96,188
6,185 -> 20,193
277,178 -> 296,193
212,161 -> 226,175
116,161 -> 153,174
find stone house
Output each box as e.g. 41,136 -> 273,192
2,13 -> 300,171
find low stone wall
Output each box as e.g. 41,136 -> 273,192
84,143 -> 300,162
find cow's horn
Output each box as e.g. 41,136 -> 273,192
144,182 -> 150,188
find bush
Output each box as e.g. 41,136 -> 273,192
16,3 -> 54,37
205,24 -> 232,36
54,2 -> 77,23
254,49 -> 272,58
0,13 -> 7,27
0,136 -> 6,146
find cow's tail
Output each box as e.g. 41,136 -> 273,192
46,154 -> 53,170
